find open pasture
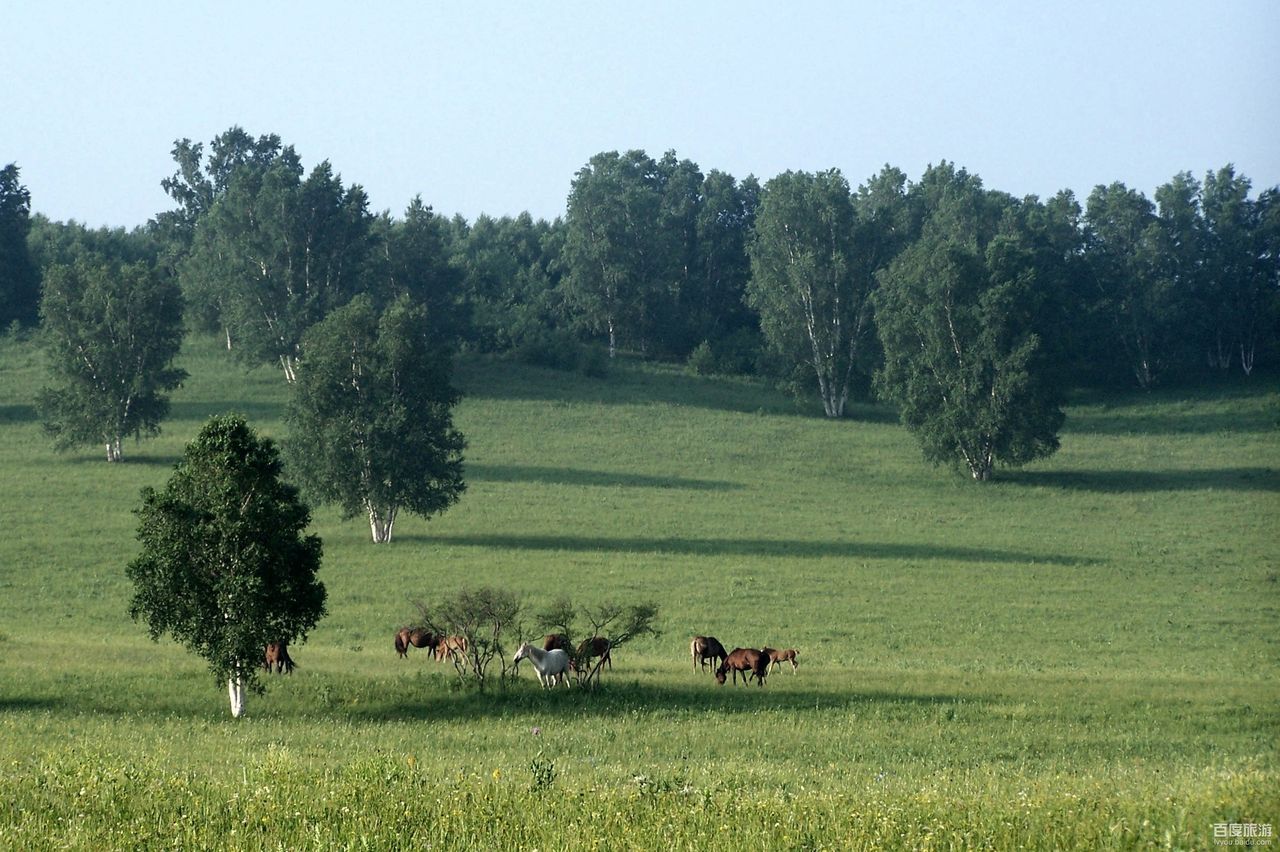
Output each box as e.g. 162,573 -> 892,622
0,334 -> 1277,849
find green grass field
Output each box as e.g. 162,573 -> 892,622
1,333 -> 1277,850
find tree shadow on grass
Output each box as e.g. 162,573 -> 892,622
349,679 -> 988,724
0,696 -> 65,712
416,532 -> 1092,567
0,403 -> 37,424
1005,467 -> 1280,494
468,463 -> 743,492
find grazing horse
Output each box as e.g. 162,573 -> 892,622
395,627 -> 439,659
767,647 -> 800,673
576,636 -> 612,670
543,633 -> 572,654
715,647 -> 767,686
691,636 -> 728,672
514,642 -> 571,688
436,634 -> 467,662
264,641 -> 295,674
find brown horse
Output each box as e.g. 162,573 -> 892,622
691,636 -> 728,672
576,636 -> 612,671
264,641 -> 295,674
543,633 -> 572,654
395,627 -> 439,658
715,647 -> 767,686
767,647 -> 800,673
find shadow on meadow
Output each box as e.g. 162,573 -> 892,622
418,532 -> 1092,567
339,678 -> 987,724
457,357 -> 900,424
467,463 -> 742,492
1005,467 -> 1280,494
0,403 -> 37,424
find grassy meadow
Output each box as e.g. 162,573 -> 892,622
0,332 -> 1277,850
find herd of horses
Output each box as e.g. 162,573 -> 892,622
259,629 -> 799,689
691,635 -> 800,686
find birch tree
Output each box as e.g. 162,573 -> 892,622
127,416 -> 326,717
875,185 -> 1065,481
36,257 -> 186,461
746,169 -> 865,417
284,294 -> 466,543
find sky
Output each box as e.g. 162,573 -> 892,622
3,2 -> 1278,229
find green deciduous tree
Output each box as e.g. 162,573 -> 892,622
36,257 -> 186,461
875,170 -> 1065,481
127,415 -> 326,717
1084,182 -> 1187,388
747,169 -> 866,417
562,150 -> 669,357
0,163 -> 40,329
181,139 -> 373,381
285,294 -> 466,543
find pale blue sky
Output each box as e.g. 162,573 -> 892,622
4,2 -> 1277,228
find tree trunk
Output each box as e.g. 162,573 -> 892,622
279,354 -> 298,384
607,317 -> 616,359
228,671 -> 245,718
1241,342 -> 1255,376
368,504 -> 398,543
224,327 -> 233,351
106,437 -> 122,462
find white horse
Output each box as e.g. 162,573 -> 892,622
513,642 -> 571,688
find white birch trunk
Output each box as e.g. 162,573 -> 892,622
228,671 -> 245,718
106,437 -> 122,462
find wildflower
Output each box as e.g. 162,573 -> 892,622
531,727 -> 542,736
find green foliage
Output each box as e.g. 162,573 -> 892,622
875,177 -> 1065,480
284,294 -> 466,542
126,415 -> 326,700
179,134 -> 372,380
36,257 -> 186,460
0,163 -> 40,328
747,168 -> 891,417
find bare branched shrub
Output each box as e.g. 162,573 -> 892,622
412,587 -> 523,691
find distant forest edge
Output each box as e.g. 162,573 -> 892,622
2,128 -> 1276,423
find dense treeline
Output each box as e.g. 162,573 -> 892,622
2,131 -> 1276,476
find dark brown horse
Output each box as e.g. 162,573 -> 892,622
576,636 -> 612,671
395,627 -> 439,658
543,633 -> 572,654
715,647 -> 767,686
691,635 -> 728,672
263,641 -> 295,674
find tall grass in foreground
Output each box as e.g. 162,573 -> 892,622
1,751 -> 1272,851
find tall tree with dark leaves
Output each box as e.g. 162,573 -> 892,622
747,169 -> 865,417
875,177 -> 1065,481
368,197 -> 467,345
1200,166 -> 1274,375
36,257 -> 186,461
0,164 -> 40,329
127,415 -> 326,717
156,128 -> 286,337
183,153 -> 374,382
1084,182 -> 1185,388
562,150 -> 667,357
285,295 -> 466,543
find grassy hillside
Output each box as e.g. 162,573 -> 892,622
0,333 -> 1276,849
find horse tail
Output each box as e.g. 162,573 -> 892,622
395,631 -> 407,656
